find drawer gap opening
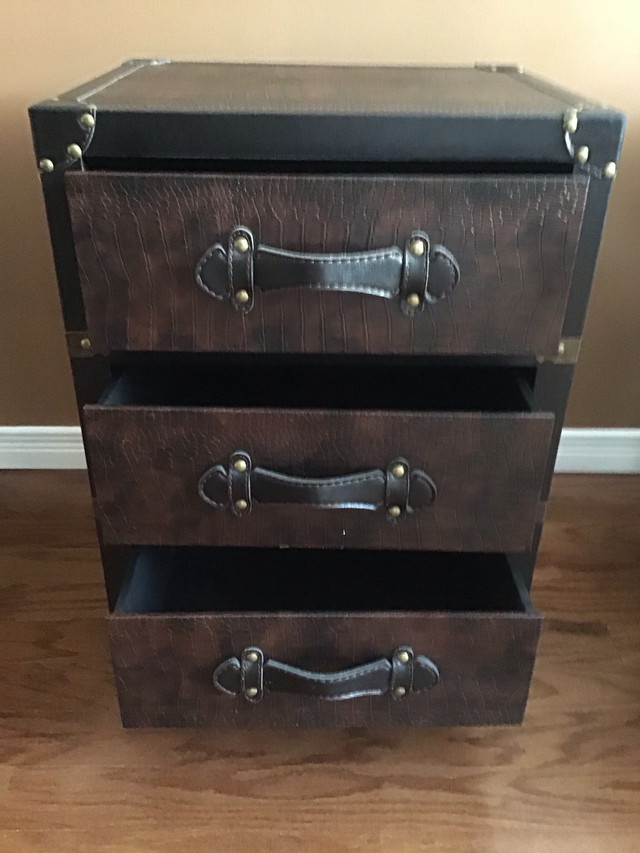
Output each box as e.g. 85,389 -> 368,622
113,548 -> 533,615
83,158 -> 574,176
102,363 -> 538,413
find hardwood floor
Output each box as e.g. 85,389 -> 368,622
1,471 -> 639,853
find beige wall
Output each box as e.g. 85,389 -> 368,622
1,0 -> 639,426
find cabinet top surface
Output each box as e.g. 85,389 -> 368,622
55,60 -> 603,117
30,61 -> 624,166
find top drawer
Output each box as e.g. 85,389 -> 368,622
66,172 -> 588,357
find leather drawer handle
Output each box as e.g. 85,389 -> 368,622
198,451 -> 436,521
195,225 -> 459,315
213,646 -> 439,703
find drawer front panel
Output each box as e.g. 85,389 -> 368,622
83,406 -> 553,552
67,172 -> 587,357
109,610 -> 541,728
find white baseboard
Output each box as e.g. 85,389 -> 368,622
0,426 -> 639,474
555,428 -> 640,474
0,427 -> 87,470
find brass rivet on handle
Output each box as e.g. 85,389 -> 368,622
603,161 -> 617,180
235,289 -> 250,304
394,686 -> 406,698
388,505 -> 402,518
234,459 -> 248,473
67,143 -> 83,160
396,650 -> 410,664
575,145 -> 590,165
246,651 -> 259,663
234,235 -> 250,253
392,463 -> 406,478
235,499 -> 248,511
79,112 -> 95,128
38,158 -> 54,173
80,337 -> 92,351
245,687 -> 258,697
406,293 -> 421,309
409,237 -> 426,257
557,341 -> 566,357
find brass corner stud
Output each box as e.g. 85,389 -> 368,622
67,143 -> 83,160
575,146 -> 590,165
65,331 -> 93,357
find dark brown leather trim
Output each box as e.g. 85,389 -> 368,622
428,244 -> 461,300
198,454 -> 437,519
213,647 -> 440,702
196,227 -> 459,311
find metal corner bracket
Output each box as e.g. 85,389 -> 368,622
32,101 -> 97,177
538,337 -> 582,365
562,108 -> 618,179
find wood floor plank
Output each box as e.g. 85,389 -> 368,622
0,829 -> 639,853
0,471 -> 97,548
1,472 -> 639,851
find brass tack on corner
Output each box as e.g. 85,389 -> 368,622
67,143 -> 83,160
575,145 -> 590,165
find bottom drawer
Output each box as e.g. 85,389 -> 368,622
110,548 -> 542,728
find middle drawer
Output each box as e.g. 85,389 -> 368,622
83,360 -> 553,552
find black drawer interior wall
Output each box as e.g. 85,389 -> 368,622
103,360 -> 538,412
114,547 -> 532,615
84,158 -> 574,175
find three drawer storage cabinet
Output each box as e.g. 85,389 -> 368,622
31,61 -> 624,728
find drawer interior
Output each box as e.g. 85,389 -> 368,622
102,361 -> 538,412
84,158 -> 574,175
114,548 -> 534,615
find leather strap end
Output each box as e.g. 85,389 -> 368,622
212,656 -> 241,695
409,469 -> 438,509
428,244 -> 461,301
413,654 -> 440,691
